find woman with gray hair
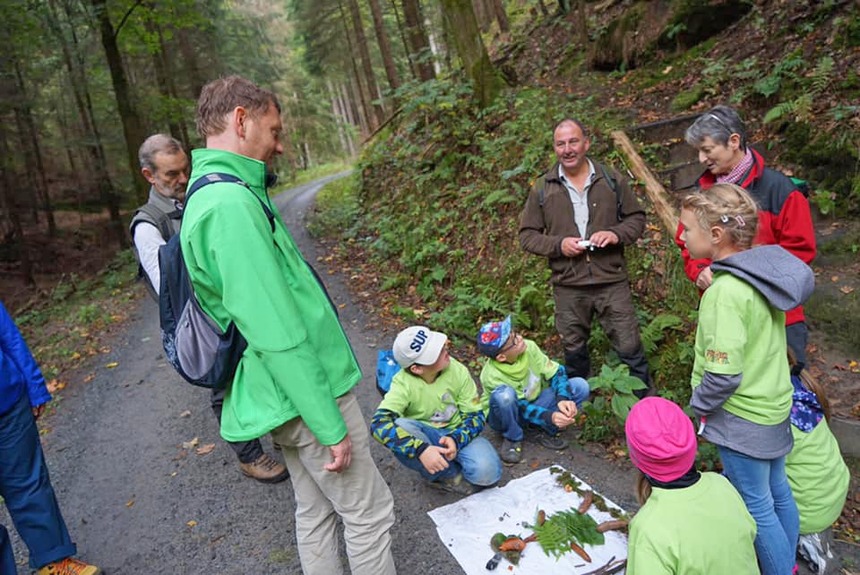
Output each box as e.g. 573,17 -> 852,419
674,104 -> 816,372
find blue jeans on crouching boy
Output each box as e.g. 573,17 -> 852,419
719,446 -> 799,575
392,419 -> 502,487
488,376 -> 590,442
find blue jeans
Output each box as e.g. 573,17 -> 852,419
0,393 -> 76,569
392,419 -> 502,486
719,446 -> 799,575
487,377 -> 590,442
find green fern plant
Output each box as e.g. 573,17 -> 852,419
765,56 -> 833,124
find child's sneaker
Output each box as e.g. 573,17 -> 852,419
500,438 -> 522,464
427,473 -> 479,496
538,433 -> 568,451
36,557 -> 101,575
798,530 -> 835,574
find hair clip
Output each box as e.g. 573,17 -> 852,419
720,215 -> 730,224
735,215 -> 746,228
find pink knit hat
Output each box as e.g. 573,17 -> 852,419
625,397 -> 697,482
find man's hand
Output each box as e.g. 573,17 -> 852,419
560,237 -> 587,257
588,230 -> 619,248
325,435 -> 352,473
551,404 -> 577,429
696,267 -> 714,291
418,446 -> 452,474
437,436 -> 458,461
31,403 -> 46,420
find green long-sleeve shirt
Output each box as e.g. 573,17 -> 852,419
181,148 -> 360,445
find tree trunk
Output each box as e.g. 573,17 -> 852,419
152,24 -> 190,147
491,0 -> 510,32
13,59 -> 56,236
0,127 -> 35,287
89,0 -> 148,206
368,0 -> 401,94
345,0 -> 385,129
576,0 -> 588,44
48,0 -> 126,248
388,0 -> 418,80
439,0 -> 507,107
327,79 -> 351,157
339,2 -> 372,136
401,0 -> 436,81
472,0 -> 490,32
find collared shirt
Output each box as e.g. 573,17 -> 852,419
558,160 -> 595,238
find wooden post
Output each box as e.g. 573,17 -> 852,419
611,129 -> 679,234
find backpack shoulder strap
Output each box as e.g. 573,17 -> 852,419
187,173 -> 275,233
595,162 -> 622,222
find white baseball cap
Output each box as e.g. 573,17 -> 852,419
391,326 -> 448,369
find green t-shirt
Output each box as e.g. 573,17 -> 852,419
479,339 -> 558,414
627,472 -> 758,575
787,419 -> 850,534
378,357 -> 481,431
690,272 -> 792,425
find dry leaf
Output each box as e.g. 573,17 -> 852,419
179,410 -> 191,418
196,443 -> 216,456
83,374 -> 95,383
831,275 -> 840,282
181,437 -> 199,449
187,520 -> 197,528
105,362 -> 119,369
840,286 -> 855,295
47,379 -> 66,393
70,351 -> 81,360
126,499 -> 135,508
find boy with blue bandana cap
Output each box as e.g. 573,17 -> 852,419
478,316 -> 590,464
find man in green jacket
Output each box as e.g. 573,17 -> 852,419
519,118 -> 651,396
182,75 -> 395,575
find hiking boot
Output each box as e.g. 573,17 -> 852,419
427,473 -> 480,496
500,438 -> 523,464
240,453 -> 290,484
798,531 -> 835,574
538,433 -> 568,451
36,557 -> 101,575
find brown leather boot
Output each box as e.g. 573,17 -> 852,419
239,453 -> 290,483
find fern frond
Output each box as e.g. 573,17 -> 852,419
811,56 -> 834,94
764,101 -> 797,124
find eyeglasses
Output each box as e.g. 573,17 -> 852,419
708,113 -> 732,134
499,332 -> 520,353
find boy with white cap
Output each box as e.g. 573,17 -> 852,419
370,326 -> 502,495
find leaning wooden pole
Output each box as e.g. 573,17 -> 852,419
611,130 -> 679,234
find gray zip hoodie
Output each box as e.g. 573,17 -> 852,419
691,244 -> 815,459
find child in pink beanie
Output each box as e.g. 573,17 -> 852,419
625,397 -> 758,574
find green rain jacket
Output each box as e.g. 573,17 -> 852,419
180,148 -> 361,445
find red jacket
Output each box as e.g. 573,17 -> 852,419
674,149 -> 816,326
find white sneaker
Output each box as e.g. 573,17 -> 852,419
798,530 -> 835,575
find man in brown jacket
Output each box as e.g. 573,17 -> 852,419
519,118 -> 651,396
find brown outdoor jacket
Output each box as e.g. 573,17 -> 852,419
518,161 -> 645,287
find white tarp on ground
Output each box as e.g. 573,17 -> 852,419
428,466 -> 628,575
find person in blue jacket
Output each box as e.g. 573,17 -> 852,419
0,301 -> 100,575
